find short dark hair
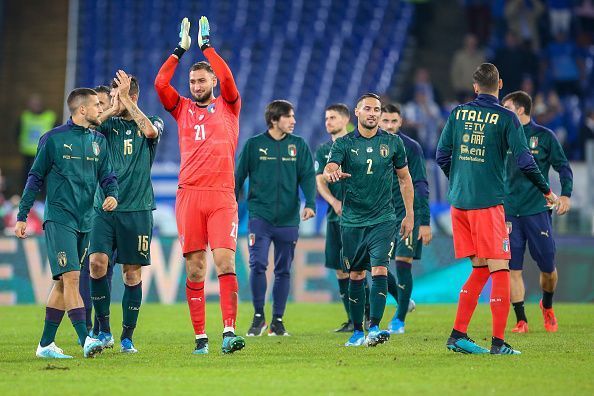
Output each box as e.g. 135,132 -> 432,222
67,88 -> 97,114
381,103 -> 402,115
473,63 -> 500,92
190,61 -> 214,74
111,74 -> 139,96
325,103 -> 350,118
502,91 -> 532,116
356,93 -> 381,107
265,100 -> 294,128
93,85 -> 111,95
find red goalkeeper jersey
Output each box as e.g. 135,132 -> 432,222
155,48 -> 241,191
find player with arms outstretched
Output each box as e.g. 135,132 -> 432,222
154,16 -> 244,354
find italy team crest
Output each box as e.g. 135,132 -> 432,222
57,251 -> 67,267
380,144 -> 389,158
503,238 -> 510,252
529,136 -> 538,149
248,233 -> 256,246
288,144 -> 297,157
92,142 -> 100,156
207,103 -> 216,113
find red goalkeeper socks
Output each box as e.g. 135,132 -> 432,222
218,273 -> 238,331
453,266 -> 490,333
490,269 -> 511,340
186,280 -> 205,335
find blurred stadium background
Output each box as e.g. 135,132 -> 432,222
0,0 -> 593,305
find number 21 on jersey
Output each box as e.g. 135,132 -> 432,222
194,124 -> 206,141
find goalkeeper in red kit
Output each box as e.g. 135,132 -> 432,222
154,16 -> 244,355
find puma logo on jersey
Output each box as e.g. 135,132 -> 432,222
190,297 -> 202,302
259,148 -> 269,155
113,128 -> 120,135
398,284 -> 406,290
349,298 -> 359,303
63,144 -> 73,150
541,230 -> 549,237
139,252 -> 149,259
350,149 -> 359,155
188,109 -> 194,116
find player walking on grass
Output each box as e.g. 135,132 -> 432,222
236,100 -> 316,337
325,93 -> 414,347
501,91 -> 573,334
379,103 -> 432,334
436,64 -> 558,355
78,85 -> 116,337
315,103 -> 352,332
88,72 -> 163,353
15,88 -> 118,358
154,16 -> 244,354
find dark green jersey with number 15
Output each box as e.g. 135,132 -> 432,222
94,116 -> 163,211
328,128 -> 408,227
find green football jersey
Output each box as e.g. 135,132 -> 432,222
315,140 -> 344,223
390,131 -> 430,225
328,128 -> 407,227
504,120 -> 573,216
17,119 -> 118,232
436,94 -> 549,210
94,116 -> 163,211
235,132 -> 316,227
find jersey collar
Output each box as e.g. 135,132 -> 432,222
353,128 -> 386,139
476,93 -> 499,103
67,118 -> 88,133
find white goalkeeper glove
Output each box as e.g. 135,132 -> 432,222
198,16 -> 211,51
173,17 -> 191,58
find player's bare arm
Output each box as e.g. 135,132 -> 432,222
396,165 -> 414,239
323,162 -> 351,183
316,174 -> 342,216
115,70 -> 159,139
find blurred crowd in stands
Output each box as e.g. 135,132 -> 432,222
400,0 -> 594,160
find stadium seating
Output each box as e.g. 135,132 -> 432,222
74,0 -> 413,163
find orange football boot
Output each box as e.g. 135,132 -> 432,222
540,299 -> 558,332
511,320 -> 529,333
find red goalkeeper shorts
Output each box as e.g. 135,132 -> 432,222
451,205 -> 511,260
175,188 -> 238,255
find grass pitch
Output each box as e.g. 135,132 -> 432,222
1,303 -> 593,395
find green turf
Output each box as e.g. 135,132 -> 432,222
1,303 -> 593,395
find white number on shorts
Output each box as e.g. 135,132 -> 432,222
137,235 -> 149,252
230,222 -> 238,240
388,241 -> 395,258
194,124 -> 206,140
